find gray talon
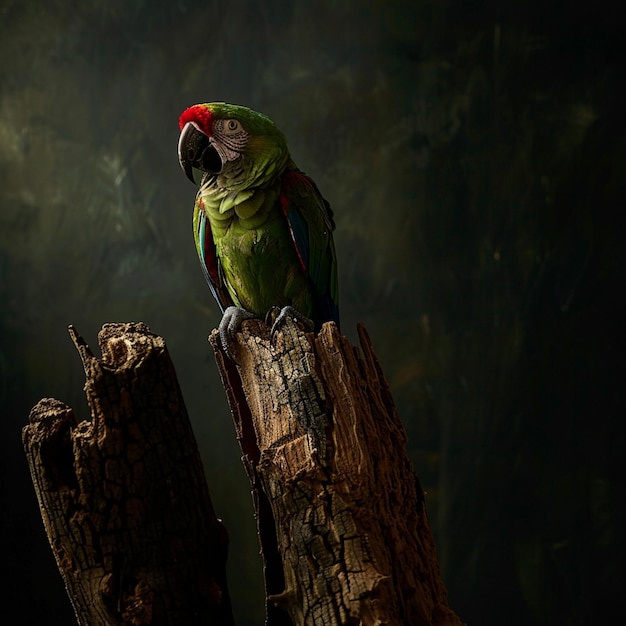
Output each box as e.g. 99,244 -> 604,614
219,306 -> 256,361
269,305 -> 315,341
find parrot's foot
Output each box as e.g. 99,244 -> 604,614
219,306 -> 257,360
266,305 -> 315,341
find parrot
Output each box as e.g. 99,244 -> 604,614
177,102 -> 339,354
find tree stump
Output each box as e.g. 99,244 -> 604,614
210,318 -> 464,626
22,323 -> 233,626
24,319 -> 463,626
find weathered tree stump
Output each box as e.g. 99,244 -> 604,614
210,318 -> 464,626
24,319 -> 463,626
22,323 -> 233,626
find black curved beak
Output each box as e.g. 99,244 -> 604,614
178,122 -> 222,184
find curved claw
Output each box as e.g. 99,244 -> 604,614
269,305 -> 315,342
219,306 -> 256,361
264,306 -> 282,328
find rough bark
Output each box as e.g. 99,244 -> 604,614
22,322 -> 233,626
210,318 -> 465,626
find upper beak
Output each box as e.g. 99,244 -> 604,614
178,122 -> 221,184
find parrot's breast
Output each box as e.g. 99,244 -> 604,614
215,210 -> 313,318
217,215 -> 312,317
199,177 -> 317,320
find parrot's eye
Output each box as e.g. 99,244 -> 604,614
223,119 -> 243,135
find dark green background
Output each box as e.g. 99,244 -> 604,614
1,1 -> 624,624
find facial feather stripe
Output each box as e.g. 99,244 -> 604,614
213,119 -> 248,158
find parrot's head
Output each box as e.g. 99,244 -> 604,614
177,102 -> 290,190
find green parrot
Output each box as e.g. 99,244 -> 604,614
177,102 -> 339,351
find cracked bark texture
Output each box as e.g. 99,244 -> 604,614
210,319 -> 464,626
23,322 -> 234,626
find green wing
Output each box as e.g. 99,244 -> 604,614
279,168 -> 339,327
193,195 -> 233,312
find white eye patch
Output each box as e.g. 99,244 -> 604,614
212,118 -> 249,162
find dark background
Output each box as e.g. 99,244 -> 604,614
1,1 -> 624,624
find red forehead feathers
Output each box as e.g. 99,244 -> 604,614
178,105 -> 213,135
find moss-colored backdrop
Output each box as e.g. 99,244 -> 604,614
1,1 -> 624,624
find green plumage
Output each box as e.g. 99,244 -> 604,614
179,102 -> 339,328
